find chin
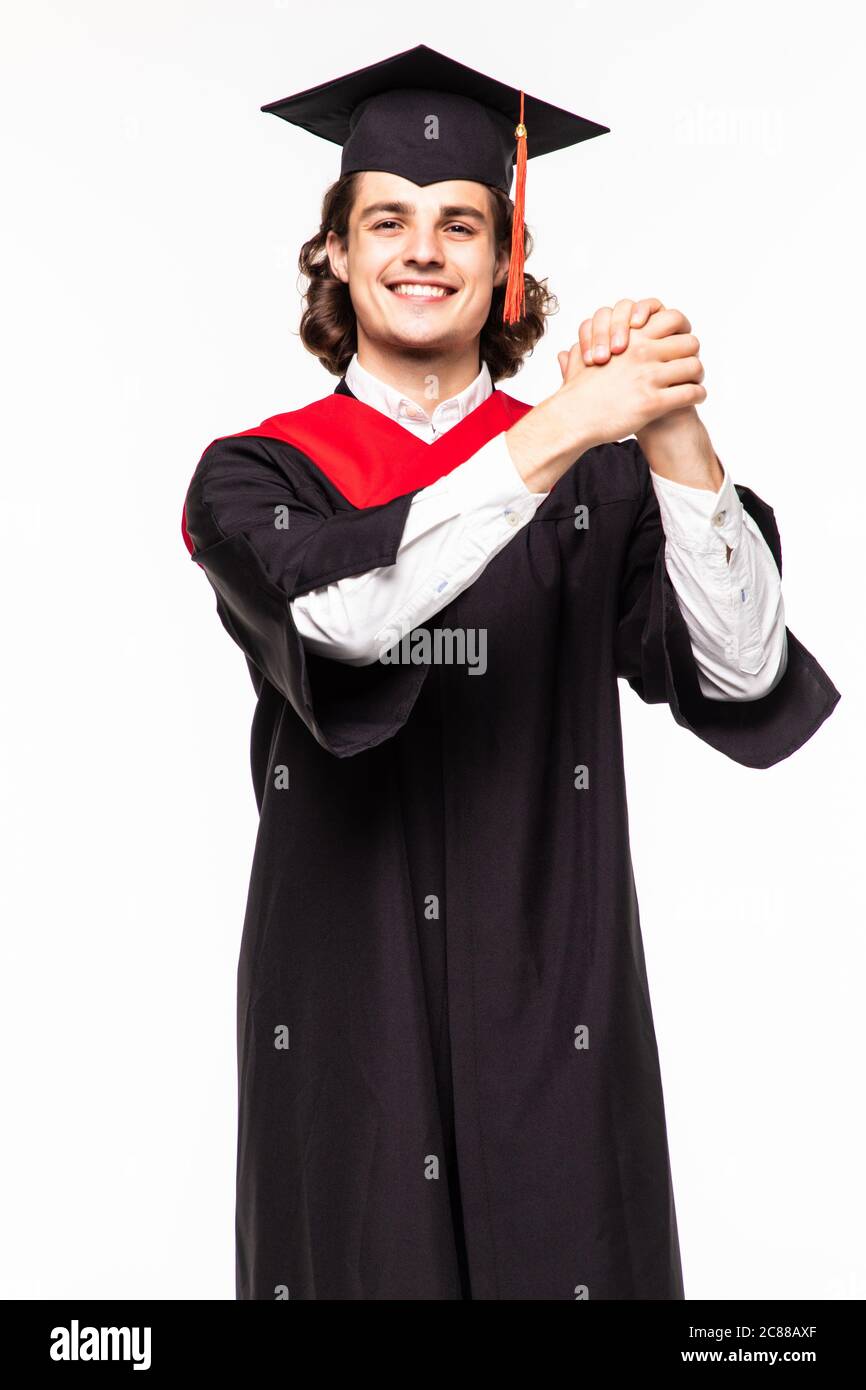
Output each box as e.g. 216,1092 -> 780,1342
382,322 -> 459,352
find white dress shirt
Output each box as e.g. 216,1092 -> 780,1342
290,352 -> 788,700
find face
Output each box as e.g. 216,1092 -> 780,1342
326,171 -> 509,357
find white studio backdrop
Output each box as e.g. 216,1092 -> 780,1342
0,0 -> 861,1299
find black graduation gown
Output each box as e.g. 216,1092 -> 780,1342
183,378 -> 840,1300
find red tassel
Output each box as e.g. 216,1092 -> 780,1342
503,91 -> 527,325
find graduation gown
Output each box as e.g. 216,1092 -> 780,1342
182,378 -> 840,1300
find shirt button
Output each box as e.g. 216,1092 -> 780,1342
505,508 -> 520,526
712,509 -> 727,527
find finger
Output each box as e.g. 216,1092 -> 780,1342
558,350 -> 570,380
654,332 -> 701,362
629,296 -> 664,327
654,381 -> 707,413
655,356 -> 705,388
591,306 -> 613,362
640,306 -> 692,339
609,299 -> 636,352
561,343 -> 584,382
578,319 -> 594,365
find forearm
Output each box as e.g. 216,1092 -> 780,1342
637,409 -> 731,559
291,434 -> 548,663
648,451 -> 788,700
504,397 -> 594,492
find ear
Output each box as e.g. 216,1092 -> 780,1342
325,229 -> 349,284
493,246 -> 510,289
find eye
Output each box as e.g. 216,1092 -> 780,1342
370,220 -> 476,234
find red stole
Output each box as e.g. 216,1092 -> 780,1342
182,388 -> 533,554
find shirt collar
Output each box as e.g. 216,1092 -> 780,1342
344,352 -> 493,435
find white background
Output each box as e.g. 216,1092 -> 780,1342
1,0 -> 862,1299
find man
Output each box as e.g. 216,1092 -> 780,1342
182,46 -> 840,1300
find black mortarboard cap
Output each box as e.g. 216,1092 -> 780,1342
262,44 -> 609,323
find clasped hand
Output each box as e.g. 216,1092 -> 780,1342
555,299 -> 707,450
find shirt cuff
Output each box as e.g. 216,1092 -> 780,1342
439,430 -> 550,527
649,454 -> 743,555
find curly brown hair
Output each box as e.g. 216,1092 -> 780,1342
297,172 -> 558,382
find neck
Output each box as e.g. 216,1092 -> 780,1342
354,333 -> 482,412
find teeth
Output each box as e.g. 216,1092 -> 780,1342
390,284 -> 450,298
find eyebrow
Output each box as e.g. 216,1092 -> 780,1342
358,200 -> 488,223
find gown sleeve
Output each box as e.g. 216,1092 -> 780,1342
183,432 -> 430,759
613,437 -> 841,769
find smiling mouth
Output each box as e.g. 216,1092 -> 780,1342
388,284 -> 457,300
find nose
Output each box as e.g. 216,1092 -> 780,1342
400,221 -> 445,268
